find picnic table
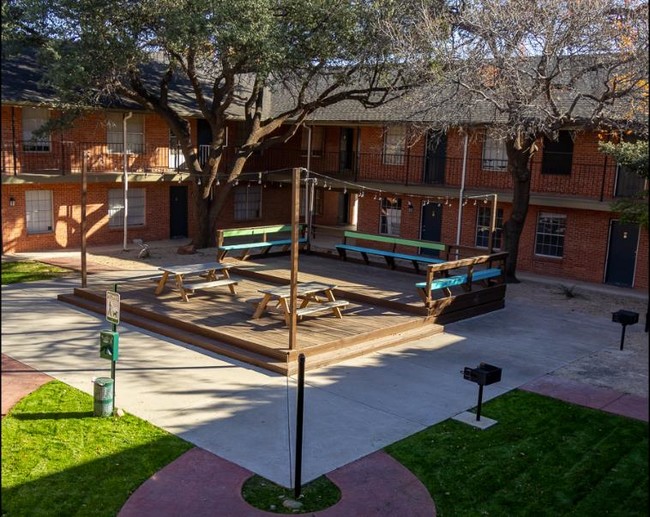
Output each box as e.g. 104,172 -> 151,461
251,281 -> 349,326
154,262 -> 238,302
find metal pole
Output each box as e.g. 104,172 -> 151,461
111,283 -> 118,414
619,325 -> 627,351
455,132 -> 469,247
81,151 -> 88,288
294,353 -> 306,499
488,194 -> 498,254
476,384 -> 484,421
123,112 -> 132,251
289,168 -> 300,351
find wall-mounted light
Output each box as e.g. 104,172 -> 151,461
408,201 -> 414,213
9,197 -> 16,207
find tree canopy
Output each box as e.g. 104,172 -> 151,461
4,0 -> 429,246
396,0 -> 649,279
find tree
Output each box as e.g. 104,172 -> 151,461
4,0 -> 426,247
396,0 -> 649,281
599,139 -> 649,228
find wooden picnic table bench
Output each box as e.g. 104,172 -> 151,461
217,224 -> 308,261
251,281 -> 349,326
336,230 -> 447,273
155,262 -> 238,302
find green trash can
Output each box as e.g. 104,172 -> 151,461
93,377 -> 114,417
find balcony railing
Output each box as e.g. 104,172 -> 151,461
2,140 -> 632,202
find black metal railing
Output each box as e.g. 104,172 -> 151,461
2,140 -> 633,202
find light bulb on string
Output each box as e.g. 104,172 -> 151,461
258,172 -> 262,185
484,198 -> 488,204
473,199 -> 477,206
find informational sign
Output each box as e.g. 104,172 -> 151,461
106,290 -> 120,325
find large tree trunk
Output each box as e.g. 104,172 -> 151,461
503,139 -> 535,283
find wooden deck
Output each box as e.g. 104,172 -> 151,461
58,254 -> 504,375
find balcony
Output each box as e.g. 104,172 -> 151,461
2,141 -> 633,203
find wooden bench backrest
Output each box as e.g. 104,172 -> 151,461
217,224 -> 304,246
343,230 -> 446,252
424,251 -> 508,282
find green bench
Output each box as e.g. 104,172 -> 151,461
415,252 -> 508,307
217,224 -> 308,261
335,230 -> 447,273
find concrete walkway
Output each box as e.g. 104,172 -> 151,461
1,249 -> 647,515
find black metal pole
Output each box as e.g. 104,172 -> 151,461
619,324 -> 627,351
476,384 -> 484,421
294,354 -> 306,499
111,283 -> 118,413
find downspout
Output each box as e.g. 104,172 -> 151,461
304,125 -> 312,238
123,112 -> 133,250
455,130 -> 469,248
11,107 -> 17,175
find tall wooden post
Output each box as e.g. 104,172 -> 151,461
81,150 -> 88,287
289,168 -> 300,351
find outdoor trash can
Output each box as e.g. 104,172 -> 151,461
93,377 -> 114,417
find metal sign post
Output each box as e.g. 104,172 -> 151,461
102,284 -> 120,413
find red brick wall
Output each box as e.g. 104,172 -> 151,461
2,180 -> 174,252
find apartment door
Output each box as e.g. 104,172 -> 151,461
605,221 -> 639,287
169,186 -> 188,239
420,203 -> 443,257
339,128 -> 354,171
424,130 -> 446,184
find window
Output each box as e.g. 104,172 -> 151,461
482,135 -> 507,171
107,113 -> 144,154
615,163 -> 647,197
475,206 -> 504,249
301,126 -> 324,157
25,190 -> 53,234
535,213 -> 566,257
22,108 -> 50,152
108,188 -> 146,227
234,185 -> 262,221
380,197 -> 401,235
542,131 -> 573,175
383,126 -> 406,165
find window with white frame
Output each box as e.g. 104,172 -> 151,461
482,134 -> 507,170
301,126 -> 324,157
234,185 -> 262,221
107,113 -> 144,154
475,206 -> 504,248
108,188 -> 146,227
380,197 -> 401,235
535,213 -> 566,257
22,108 -> 51,152
383,126 -> 406,165
25,190 -> 53,234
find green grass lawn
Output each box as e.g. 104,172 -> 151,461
1,260 -> 72,284
387,390 -> 648,516
1,381 -> 193,517
3,382 -> 647,516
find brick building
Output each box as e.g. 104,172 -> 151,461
2,53 -> 647,290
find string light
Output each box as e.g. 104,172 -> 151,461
258,172 -> 262,184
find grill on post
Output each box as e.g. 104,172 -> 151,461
612,310 -> 639,351
463,362 -> 502,421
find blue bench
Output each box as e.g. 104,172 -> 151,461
416,252 -> 508,306
336,231 -> 447,273
217,224 -> 307,261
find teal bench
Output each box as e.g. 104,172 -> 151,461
416,252 -> 508,306
336,231 -> 447,273
217,224 -> 307,261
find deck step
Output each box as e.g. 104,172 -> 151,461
57,292 -> 289,375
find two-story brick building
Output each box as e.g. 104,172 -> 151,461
2,52 -> 647,290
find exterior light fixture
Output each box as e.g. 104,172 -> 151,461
9,197 -> 16,207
